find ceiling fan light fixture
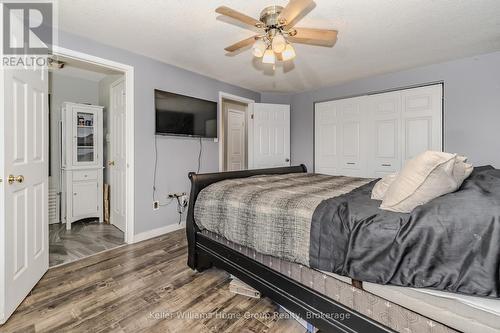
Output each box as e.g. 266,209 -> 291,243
262,48 -> 276,64
252,39 -> 267,58
281,43 -> 296,61
217,1 -> 338,67
271,33 -> 286,53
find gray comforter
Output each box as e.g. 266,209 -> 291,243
311,166 -> 500,297
194,167 -> 500,297
194,173 -> 371,265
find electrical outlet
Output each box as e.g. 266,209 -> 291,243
179,194 -> 188,207
153,201 -> 160,210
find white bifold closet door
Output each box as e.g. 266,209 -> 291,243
315,84 -> 442,178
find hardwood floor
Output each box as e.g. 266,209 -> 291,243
49,219 -> 125,267
1,229 -> 307,333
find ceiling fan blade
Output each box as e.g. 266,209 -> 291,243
216,6 -> 263,28
224,35 -> 257,53
278,0 -> 314,27
289,28 -> 338,47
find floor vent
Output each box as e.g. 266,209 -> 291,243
49,183 -> 60,224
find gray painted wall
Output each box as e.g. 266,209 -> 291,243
262,51 -> 500,170
57,31 -> 260,235
259,92 -> 293,105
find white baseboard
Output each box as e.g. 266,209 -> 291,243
132,221 -> 186,244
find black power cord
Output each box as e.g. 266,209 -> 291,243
153,134 -> 158,201
197,136 -> 202,173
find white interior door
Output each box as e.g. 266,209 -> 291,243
251,103 -> 290,169
1,66 -> 49,324
109,79 -> 126,232
226,109 -> 246,171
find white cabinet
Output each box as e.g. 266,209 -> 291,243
315,84 -> 443,178
61,102 -> 104,229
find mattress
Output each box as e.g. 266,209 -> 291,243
363,283 -> 500,333
201,230 -> 500,333
201,230 -> 457,333
320,271 -> 500,333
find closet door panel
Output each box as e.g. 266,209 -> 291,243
341,121 -> 360,169
369,92 -> 401,176
315,101 -> 339,175
402,85 -> 442,162
404,117 -> 433,159
338,96 -> 367,177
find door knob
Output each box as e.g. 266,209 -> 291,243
8,175 -> 24,184
285,158 -> 290,162
108,161 -> 115,166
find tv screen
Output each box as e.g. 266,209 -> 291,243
155,89 -> 217,138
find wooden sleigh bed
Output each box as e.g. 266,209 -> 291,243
185,166 -> 460,333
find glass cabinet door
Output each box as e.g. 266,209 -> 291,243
75,111 -> 96,163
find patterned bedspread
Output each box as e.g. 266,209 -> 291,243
194,173 -> 371,265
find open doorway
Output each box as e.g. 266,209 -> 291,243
218,93 -> 255,172
223,99 -> 248,171
47,55 -> 126,266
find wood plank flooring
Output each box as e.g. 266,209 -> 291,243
1,229 -> 307,333
49,219 -> 125,267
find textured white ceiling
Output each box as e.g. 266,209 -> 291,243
58,0 -> 500,93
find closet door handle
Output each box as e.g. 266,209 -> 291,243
381,163 -> 391,167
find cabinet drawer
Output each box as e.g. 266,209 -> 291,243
73,170 -> 98,181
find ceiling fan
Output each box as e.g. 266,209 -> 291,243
216,0 -> 338,65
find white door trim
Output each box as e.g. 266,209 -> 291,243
0,64 -> 4,325
218,92 -> 254,172
51,46 -> 135,244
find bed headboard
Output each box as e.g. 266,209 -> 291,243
186,164 -> 307,269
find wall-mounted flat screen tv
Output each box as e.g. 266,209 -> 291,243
155,89 -> 217,138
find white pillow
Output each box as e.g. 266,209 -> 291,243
380,151 -> 472,213
454,156 -> 474,185
371,173 -> 398,200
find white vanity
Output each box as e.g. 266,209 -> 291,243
61,102 -> 104,230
